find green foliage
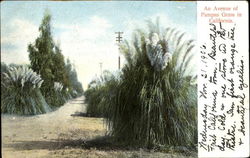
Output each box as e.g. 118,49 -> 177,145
1,10 -> 84,115
28,11 -> 54,93
1,62 -> 9,107
28,10 -> 83,107
1,65 -> 51,115
45,82 -> 67,108
51,44 -> 71,89
105,20 -> 197,147
85,71 -> 119,117
65,59 -> 84,97
28,10 -> 57,105
85,19 -> 197,148
1,62 -> 8,73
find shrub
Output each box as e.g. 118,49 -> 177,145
85,71 -> 120,117
1,66 -> 51,115
105,20 -> 197,148
44,82 -> 67,108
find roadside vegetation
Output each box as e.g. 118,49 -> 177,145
1,66 -> 50,115
1,11 -> 83,115
1,9 -> 197,156
84,70 -> 120,117
85,19 -> 197,150
27,11 -> 83,107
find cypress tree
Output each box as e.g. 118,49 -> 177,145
28,10 -> 55,99
28,10 -> 84,105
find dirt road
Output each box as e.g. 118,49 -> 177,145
1,96 -> 196,158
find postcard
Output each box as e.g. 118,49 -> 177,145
1,1 -> 249,158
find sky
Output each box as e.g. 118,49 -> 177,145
1,1 -> 197,89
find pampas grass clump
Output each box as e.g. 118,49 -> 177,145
45,82 -> 68,108
1,66 -> 51,115
85,71 -> 120,117
106,20 -> 197,148
54,82 -> 63,91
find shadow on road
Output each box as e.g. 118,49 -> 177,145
5,136 -> 132,151
5,136 -> 196,157
70,112 -> 103,118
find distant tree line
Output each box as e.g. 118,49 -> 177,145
1,10 -> 83,115
27,10 -> 83,107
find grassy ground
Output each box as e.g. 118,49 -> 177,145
1,96 -> 197,158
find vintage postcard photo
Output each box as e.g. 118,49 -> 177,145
1,1 -> 249,158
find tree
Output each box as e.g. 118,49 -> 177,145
28,10 -> 84,106
65,59 -> 84,96
51,42 -> 70,89
28,10 -> 55,98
